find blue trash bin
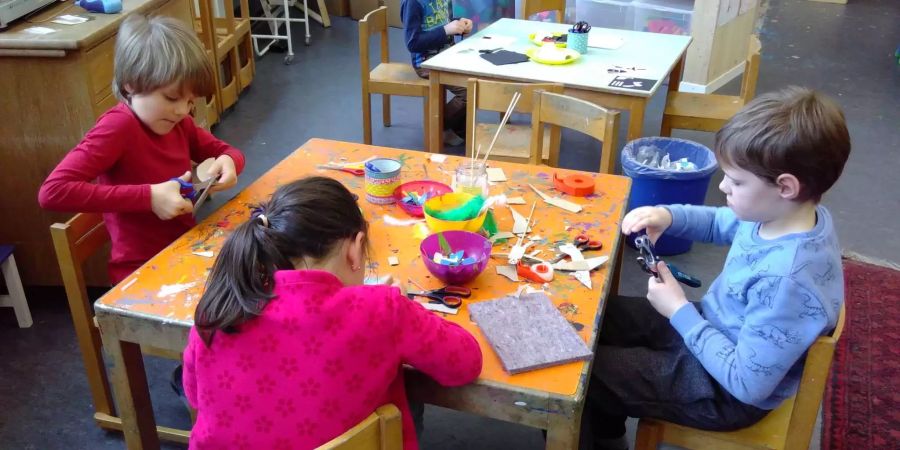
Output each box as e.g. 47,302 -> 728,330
621,137 -> 718,255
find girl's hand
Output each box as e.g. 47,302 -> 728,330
646,262 -> 689,318
391,278 -> 408,297
621,206 -> 672,244
150,171 -> 193,220
205,155 -> 238,192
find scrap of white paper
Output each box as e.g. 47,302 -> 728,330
158,282 -> 197,297
23,27 -> 56,35
192,251 -> 214,258
388,256 -> 400,266
51,15 -> 89,25
430,154 -> 447,163
506,197 -> 526,205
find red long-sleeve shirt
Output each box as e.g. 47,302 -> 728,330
183,270 -> 483,449
38,103 -> 245,283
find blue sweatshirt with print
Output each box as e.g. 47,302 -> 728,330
664,204 -> 843,409
401,0 -> 455,68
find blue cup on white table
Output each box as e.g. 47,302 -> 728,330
568,21 -> 591,55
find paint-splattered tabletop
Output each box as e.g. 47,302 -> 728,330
96,138 -> 631,397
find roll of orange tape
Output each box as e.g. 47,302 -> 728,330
553,173 -> 595,196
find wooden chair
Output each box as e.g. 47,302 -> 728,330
465,78 -> 563,164
199,0 -> 252,111
522,0 -> 567,22
359,7 -> 430,149
530,90 -> 620,173
50,214 -> 189,444
316,404 -> 403,450
635,304 -> 846,450
660,35 -> 761,136
189,0 -> 220,127
0,245 -> 32,328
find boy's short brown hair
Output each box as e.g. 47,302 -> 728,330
112,14 -> 214,102
714,86 -> 851,203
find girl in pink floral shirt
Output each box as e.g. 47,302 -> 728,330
183,177 -> 483,449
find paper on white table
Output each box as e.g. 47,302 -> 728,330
588,34 -> 625,50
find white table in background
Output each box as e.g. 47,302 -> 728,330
422,18 -> 692,154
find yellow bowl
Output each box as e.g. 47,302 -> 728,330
423,193 -> 487,233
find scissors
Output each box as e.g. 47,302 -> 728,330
170,177 -> 216,216
633,231 -> 702,288
551,234 -> 603,263
572,21 -> 591,33
316,164 -> 365,176
407,285 -> 471,309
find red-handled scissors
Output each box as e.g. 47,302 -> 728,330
316,164 -> 364,176
551,234 -> 603,263
407,285 -> 471,309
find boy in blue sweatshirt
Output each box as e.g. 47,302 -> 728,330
584,86 -> 851,450
401,0 -> 472,146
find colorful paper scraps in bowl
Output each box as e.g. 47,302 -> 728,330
393,180 -> 452,218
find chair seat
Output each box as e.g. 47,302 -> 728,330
369,63 -> 429,96
643,395 -> 794,450
665,92 -> 745,121
475,123 -> 551,161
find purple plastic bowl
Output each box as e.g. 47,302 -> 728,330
420,230 -> 492,285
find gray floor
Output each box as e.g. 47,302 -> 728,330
2,0 -> 898,448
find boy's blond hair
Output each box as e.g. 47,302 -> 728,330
714,86 -> 851,203
112,14 -> 214,102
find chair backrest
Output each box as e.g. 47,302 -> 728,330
530,90 -> 620,173
50,213 -> 114,414
739,35 -> 762,105
523,0 -> 567,22
359,6 -> 390,85
782,303 -> 845,449
316,404 -> 403,450
464,78 -> 564,160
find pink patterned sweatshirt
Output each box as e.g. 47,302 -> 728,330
183,270 -> 483,449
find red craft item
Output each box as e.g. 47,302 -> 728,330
553,173 -> 595,196
517,262 -> 555,283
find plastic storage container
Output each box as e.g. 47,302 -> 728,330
632,0 -> 693,36
621,137 -> 718,255
576,0 -> 634,30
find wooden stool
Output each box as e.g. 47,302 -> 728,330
0,245 -> 32,328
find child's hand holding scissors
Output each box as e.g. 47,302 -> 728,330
202,155 -> 238,192
646,261 -> 689,318
151,171 -> 194,219
622,206 -> 672,244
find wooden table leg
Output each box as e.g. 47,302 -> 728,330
626,98 -> 647,143
103,333 -> 160,449
545,411 -> 581,450
427,71 -> 444,153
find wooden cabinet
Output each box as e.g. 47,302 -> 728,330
0,0 -> 201,285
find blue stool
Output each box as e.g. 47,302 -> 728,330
1,245 -> 32,327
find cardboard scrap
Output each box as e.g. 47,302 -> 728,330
388,256 -> 400,266
486,167 -> 507,182
506,196 -> 526,205
496,264 -> 519,282
468,293 -> 592,374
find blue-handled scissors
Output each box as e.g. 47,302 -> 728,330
407,285 -> 471,309
170,177 -> 216,216
634,231 -> 702,288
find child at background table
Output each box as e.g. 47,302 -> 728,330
402,0 -> 473,146
584,86 -> 851,450
183,176 -> 482,449
38,14 -> 245,284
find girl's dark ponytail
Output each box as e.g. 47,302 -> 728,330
194,176 -> 366,346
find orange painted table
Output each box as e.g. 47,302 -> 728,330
94,138 -> 631,449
